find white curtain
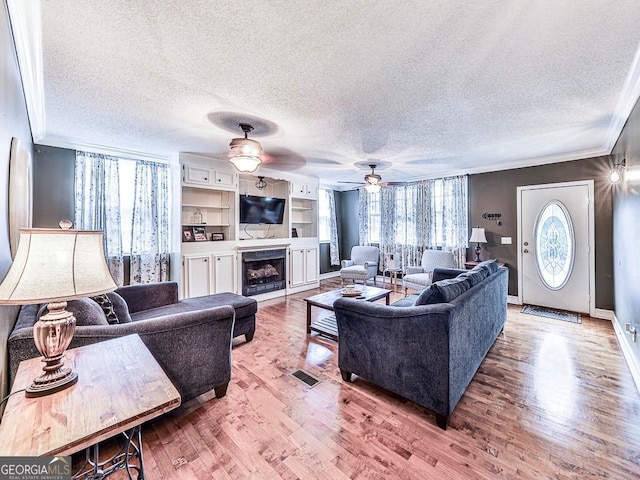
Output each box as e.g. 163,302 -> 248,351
74,151 -> 124,285
130,160 -> 171,284
327,189 -> 340,265
377,175 -> 468,269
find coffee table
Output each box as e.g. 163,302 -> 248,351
304,285 -> 392,339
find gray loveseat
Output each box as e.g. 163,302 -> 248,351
333,260 -> 508,429
8,282 -> 257,403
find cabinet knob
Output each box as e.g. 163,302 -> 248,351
204,177 -> 208,181
204,258 -> 208,262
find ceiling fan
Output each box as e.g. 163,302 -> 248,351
338,164 -> 403,192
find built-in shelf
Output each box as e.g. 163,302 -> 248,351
182,203 -> 230,209
292,206 -> 313,211
182,223 -> 230,227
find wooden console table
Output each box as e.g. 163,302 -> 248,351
0,334 -> 181,478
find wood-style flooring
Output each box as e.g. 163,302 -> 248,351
134,278 -> 640,479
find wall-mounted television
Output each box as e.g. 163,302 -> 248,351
239,195 -> 286,224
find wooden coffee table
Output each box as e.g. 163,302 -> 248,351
304,285 -> 391,339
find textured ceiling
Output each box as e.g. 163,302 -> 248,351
38,1 -> 640,186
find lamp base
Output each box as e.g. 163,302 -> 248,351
27,300 -> 78,397
474,244 -> 482,262
26,368 -> 78,397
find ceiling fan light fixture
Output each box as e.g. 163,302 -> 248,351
365,182 -> 381,193
229,155 -> 261,173
229,123 -> 263,173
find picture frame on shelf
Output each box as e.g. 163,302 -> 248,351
193,226 -> 208,241
182,226 -> 195,242
291,228 -> 298,238
211,232 -> 224,241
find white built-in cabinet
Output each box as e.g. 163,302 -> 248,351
183,164 -> 238,189
183,252 -> 237,298
179,156 -> 320,299
289,246 -> 319,288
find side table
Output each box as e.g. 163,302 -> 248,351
382,268 -> 403,292
0,334 -> 181,479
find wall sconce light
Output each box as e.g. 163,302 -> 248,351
482,212 -> 502,225
609,158 -> 625,184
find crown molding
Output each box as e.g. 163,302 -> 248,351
604,42 -> 640,152
6,0 -> 46,141
39,136 -> 171,163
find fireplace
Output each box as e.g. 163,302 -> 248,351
242,249 -> 286,296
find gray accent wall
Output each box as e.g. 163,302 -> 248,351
611,95 -> 640,383
0,2 -> 33,405
469,157 -> 614,309
336,189 -> 360,260
32,145 -> 75,227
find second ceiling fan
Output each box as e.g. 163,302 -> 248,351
339,164 -> 404,192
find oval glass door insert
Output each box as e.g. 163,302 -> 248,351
534,201 -> 575,290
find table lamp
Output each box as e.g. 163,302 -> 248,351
469,227 -> 487,262
0,228 -> 116,397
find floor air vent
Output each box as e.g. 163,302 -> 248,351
291,369 -> 321,388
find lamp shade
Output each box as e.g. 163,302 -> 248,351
0,229 -> 116,305
469,227 -> 487,244
365,183 -> 381,193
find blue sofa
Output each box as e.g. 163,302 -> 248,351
333,260 -> 508,429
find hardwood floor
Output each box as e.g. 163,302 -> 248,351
135,278 -> 639,479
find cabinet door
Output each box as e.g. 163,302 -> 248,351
183,165 -> 213,186
305,185 -> 318,199
290,248 -> 306,287
184,255 -> 213,298
214,253 -> 237,294
291,182 -> 307,197
214,170 -> 237,188
305,248 -> 319,283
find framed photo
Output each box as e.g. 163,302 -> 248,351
182,226 -> 195,242
193,226 -> 207,241
291,228 -> 298,238
211,232 -> 225,241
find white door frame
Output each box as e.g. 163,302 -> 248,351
516,179 -> 595,316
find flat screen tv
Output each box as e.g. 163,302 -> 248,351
239,195 -> 286,224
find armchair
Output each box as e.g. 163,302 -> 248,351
403,250 -> 455,295
340,246 -> 380,285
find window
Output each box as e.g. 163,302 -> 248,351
318,188 -> 331,242
118,159 -> 136,254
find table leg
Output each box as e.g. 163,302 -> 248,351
306,302 -> 312,334
385,293 -> 390,305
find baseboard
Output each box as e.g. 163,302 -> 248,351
592,308 -> 614,321
612,313 -> 640,395
319,271 -> 341,280
507,295 -> 520,305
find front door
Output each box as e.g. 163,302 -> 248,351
518,181 -> 593,314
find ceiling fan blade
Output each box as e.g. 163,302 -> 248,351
338,181 -> 365,184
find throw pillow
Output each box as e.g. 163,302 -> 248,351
457,269 -> 487,287
91,294 -> 120,324
414,285 -> 444,306
472,258 -> 499,276
51,298 -> 110,326
107,291 -> 133,324
434,276 -> 472,303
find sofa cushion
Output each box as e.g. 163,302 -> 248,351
434,276 -> 472,302
64,298 -> 109,326
457,269 -> 487,287
414,285 -> 444,305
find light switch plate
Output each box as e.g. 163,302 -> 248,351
501,237 -> 512,245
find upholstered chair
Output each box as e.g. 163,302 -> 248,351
340,246 -> 380,285
403,250 -> 455,294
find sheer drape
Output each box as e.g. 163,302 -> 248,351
130,160 -> 171,284
358,188 -> 372,245
74,151 -> 124,285
376,175 -> 468,269
327,189 -> 340,265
